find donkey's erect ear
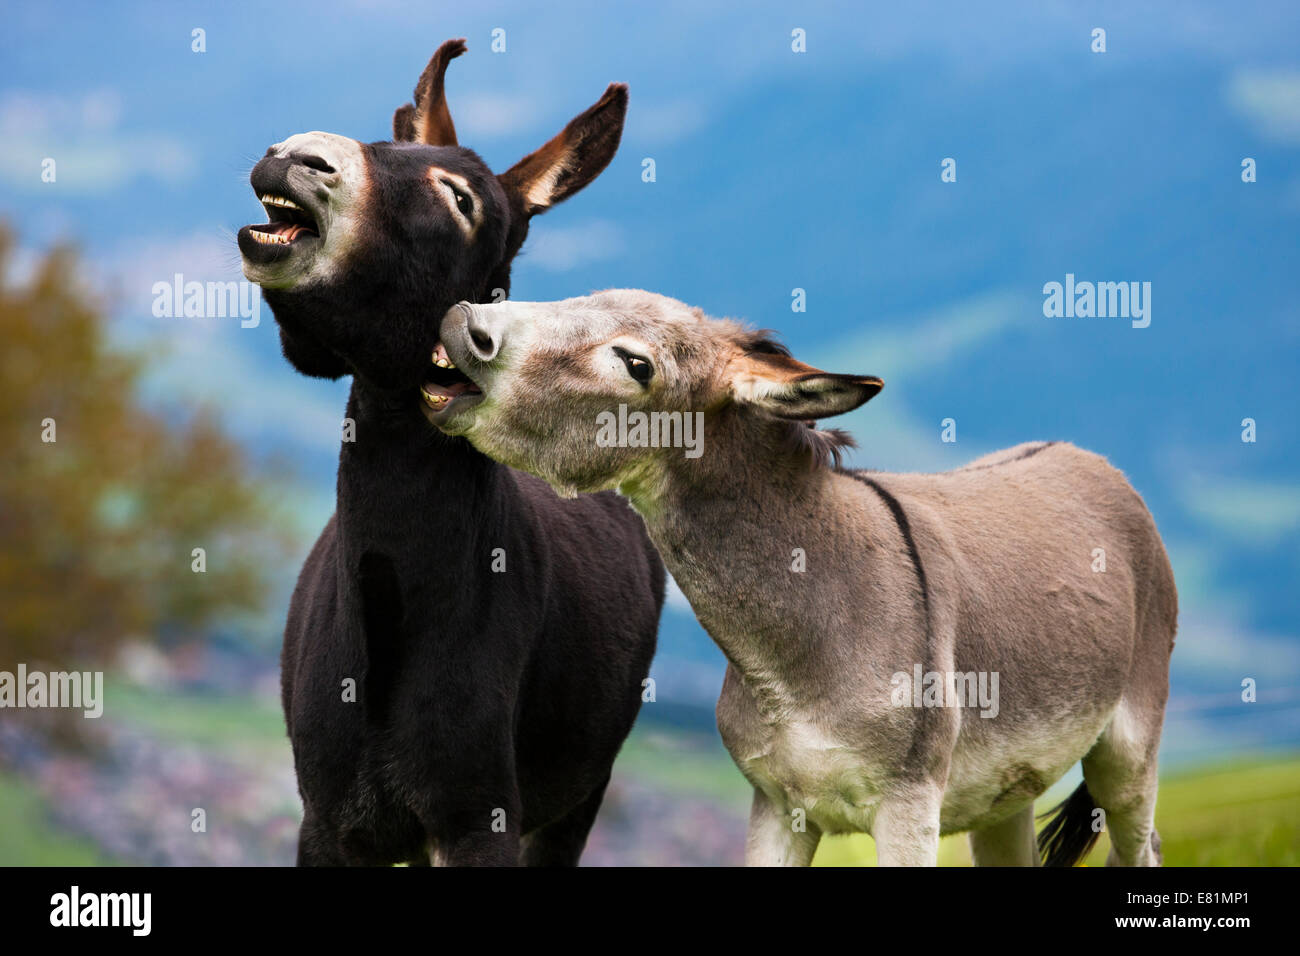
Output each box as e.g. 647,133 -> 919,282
393,38 -> 467,145
731,350 -> 883,421
497,83 -> 628,216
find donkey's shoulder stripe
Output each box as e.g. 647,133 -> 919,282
844,470 -> 941,768
845,472 -> 932,624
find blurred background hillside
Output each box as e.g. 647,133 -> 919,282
1,0 -> 1297,864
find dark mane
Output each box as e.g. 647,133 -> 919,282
783,423 -> 857,469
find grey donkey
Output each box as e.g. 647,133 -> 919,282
421,289 -> 1177,867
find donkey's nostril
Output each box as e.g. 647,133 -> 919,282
464,307 -> 499,361
470,327 -> 494,355
298,154 -> 337,174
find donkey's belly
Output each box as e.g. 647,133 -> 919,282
938,705 -> 1117,833
725,703 -> 1117,839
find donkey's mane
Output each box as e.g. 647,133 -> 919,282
786,423 -> 857,470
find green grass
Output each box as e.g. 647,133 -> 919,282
0,681 -> 293,866
103,679 -> 288,754
1143,758 -> 1300,866
0,771 -> 115,866
616,726 -> 754,805
813,758 -> 1300,866
617,727 -> 1300,866
5,683 -> 1296,866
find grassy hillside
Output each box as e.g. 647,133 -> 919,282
0,772 -> 115,866
619,728 -> 1300,867
3,686 -> 1296,865
811,758 -> 1300,866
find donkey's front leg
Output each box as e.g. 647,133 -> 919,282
872,784 -> 942,866
424,789 -> 523,866
745,788 -> 821,866
434,823 -> 521,866
407,711 -> 524,866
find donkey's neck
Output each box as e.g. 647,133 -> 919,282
627,427 -> 859,696
334,379 -> 498,563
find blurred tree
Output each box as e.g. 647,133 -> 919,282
0,225 -> 292,667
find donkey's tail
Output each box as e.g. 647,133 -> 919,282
1036,782 -> 1102,867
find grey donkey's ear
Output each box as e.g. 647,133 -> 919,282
393,38 -> 467,145
731,350 -> 883,421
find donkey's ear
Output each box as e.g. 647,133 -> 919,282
731,351 -> 883,421
393,38 -> 467,145
497,83 -> 628,216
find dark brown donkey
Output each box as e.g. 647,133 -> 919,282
237,41 -> 664,866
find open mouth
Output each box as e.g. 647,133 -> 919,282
247,193 -> 320,245
238,191 -> 322,265
420,342 -> 483,416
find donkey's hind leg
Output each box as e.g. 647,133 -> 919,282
969,805 -> 1038,866
1081,701 -> 1163,866
518,775 -> 611,866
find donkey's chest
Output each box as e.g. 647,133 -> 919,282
715,666 -> 885,832
729,718 -> 888,834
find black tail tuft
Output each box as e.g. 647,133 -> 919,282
1036,782 -> 1102,867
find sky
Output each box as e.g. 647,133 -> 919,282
2,0 -> 1298,763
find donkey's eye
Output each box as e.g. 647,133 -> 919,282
613,347 -> 653,386
442,179 -> 473,217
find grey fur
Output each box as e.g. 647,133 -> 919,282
432,289 -> 1177,867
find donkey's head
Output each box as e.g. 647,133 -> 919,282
238,39 -> 628,393
427,290 -> 884,497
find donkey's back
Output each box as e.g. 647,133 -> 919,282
879,440 -> 1176,667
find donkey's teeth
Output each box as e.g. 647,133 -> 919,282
432,344 -> 455,369
259,194 -> 302,210
421,386 -> 451,409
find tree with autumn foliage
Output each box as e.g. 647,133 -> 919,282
0,226 -> 291,668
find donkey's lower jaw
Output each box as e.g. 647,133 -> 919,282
248,229 -> 294,246
248,222 -> 318,244
421,373 -> 481,408
420,370 -> 484,429
237,223 -> 321,275
421,382 -> 480,407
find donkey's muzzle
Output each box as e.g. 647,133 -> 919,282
462,304 -> 502,363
